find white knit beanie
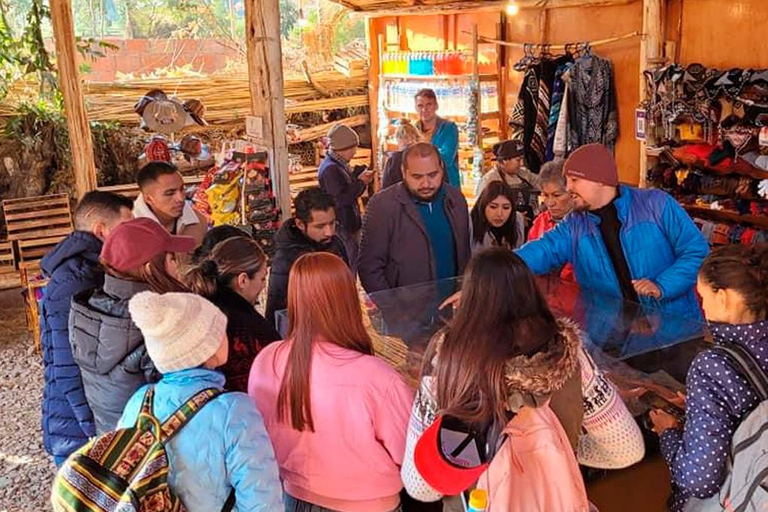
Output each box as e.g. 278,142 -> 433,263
128,291 -> 227,374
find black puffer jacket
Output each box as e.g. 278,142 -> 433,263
265,218 -> 348,327
69,275 -> 159,433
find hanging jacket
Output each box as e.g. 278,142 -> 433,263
265,218 -> 349,326
660,321 -> 768,512
567,55 -> 619,151
318,152 -> 366,234
516,185 -> 709,337
69,274 -> 159,433
207,287 -> 280,393
40,231 -> 104,459
118,368 -> 283,512
420,117 -> 460,187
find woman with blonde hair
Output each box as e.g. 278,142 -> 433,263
382,119 -> 424,189
249,252 -> 414,511
186,236 -> 280,392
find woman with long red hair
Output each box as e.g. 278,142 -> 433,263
248,252 -> 414,512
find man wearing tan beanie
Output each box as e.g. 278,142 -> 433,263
318,124 -> 373,269
517,144 -> 708,326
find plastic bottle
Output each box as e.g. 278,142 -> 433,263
467,489 -> 488,512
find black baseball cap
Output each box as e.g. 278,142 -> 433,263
493,140 -> 525,161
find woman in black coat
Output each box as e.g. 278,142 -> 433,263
186,236 -> 280,392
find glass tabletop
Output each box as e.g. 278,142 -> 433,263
276,275 -> 709,396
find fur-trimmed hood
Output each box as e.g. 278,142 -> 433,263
504,318 -> 582,397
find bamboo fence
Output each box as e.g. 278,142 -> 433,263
0,68 -> 369,125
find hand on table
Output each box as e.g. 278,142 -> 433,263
649,409 -> 681,435
632,279 -> 662,299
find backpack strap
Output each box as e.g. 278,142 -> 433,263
159,388 -> 225,444
137,387 -> 164,438
712,343 -> 768,401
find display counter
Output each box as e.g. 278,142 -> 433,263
277,275 -> 708,416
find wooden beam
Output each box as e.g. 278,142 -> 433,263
50,0 -> 97,199
363,0 -> 638,18
244,0 -> 291,218
638,0 -> 664,188
367,21 -> 382,175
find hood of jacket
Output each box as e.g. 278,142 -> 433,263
503,318 -> 581,398
41,231 -> 102,277
69,275 -> 151,375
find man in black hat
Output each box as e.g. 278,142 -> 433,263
477,139 -> 542,230
477,140 -> 541,194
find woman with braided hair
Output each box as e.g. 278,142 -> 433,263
186,236 -> 280,392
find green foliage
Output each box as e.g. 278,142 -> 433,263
279,0 -> 299,39
0,0 -> 55,100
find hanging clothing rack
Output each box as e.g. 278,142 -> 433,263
468,30 -> 642,50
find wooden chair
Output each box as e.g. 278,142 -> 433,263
2,194 -> 74,353
0,241 -> 18,290
17,236 -> 67,353
2,193 -> 73,241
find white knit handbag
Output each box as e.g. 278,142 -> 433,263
577,348 -> 646,469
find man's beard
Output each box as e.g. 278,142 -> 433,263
407,185 -> 441,202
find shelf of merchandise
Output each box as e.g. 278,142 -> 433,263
381,73 -> 499,82
376,25 -> 503,194
683,205 -> 768,231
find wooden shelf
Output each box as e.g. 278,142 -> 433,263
381,74 -> 498,82
383,109 -> 499,121
684,205 -> 768,230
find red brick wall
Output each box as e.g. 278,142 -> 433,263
72,38 -> 242,82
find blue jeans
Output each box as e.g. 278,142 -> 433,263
284,494 -> 402,512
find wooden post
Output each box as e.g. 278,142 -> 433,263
367,21 -> 381,176
244,0 -> 290,218
497,13 -> 508,139
50,0 -> 98,199
638,0 -> 664,188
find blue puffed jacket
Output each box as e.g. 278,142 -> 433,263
40,231 -> 103,459
117,368 -> 283,512
517,185 -> 709,351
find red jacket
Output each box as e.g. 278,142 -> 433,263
527,210 -> 575,282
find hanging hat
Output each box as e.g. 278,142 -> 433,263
492,140 -> 525,161
327,124 -> 360,151
183,99 -> 208,126
144,135 -> 172,163
142,97 -> 188,134
129,291 -> 227,374
134,89 -> 168,117
413,415 -> 492,495
563,143 -> 619,187
179,134 -> 203,159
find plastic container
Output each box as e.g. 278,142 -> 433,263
467,489 -> 488,512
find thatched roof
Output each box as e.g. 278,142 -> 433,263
331,0 -> 635,16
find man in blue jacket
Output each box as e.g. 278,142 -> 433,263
40,191 -> 133,464
415,88 -> 461,188
517,144 -> 709,353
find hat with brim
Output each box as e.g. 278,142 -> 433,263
101,218 -> 197,272
142,99 -> 188,134
493,140 -> 525,161
414,415 -> 490,495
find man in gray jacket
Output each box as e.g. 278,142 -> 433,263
359,143 -> 471,294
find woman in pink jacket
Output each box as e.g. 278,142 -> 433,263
248,252 -> 414,512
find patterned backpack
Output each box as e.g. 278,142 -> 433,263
51,387 -> 233,512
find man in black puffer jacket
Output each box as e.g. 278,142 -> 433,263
265,187 -> 349,328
